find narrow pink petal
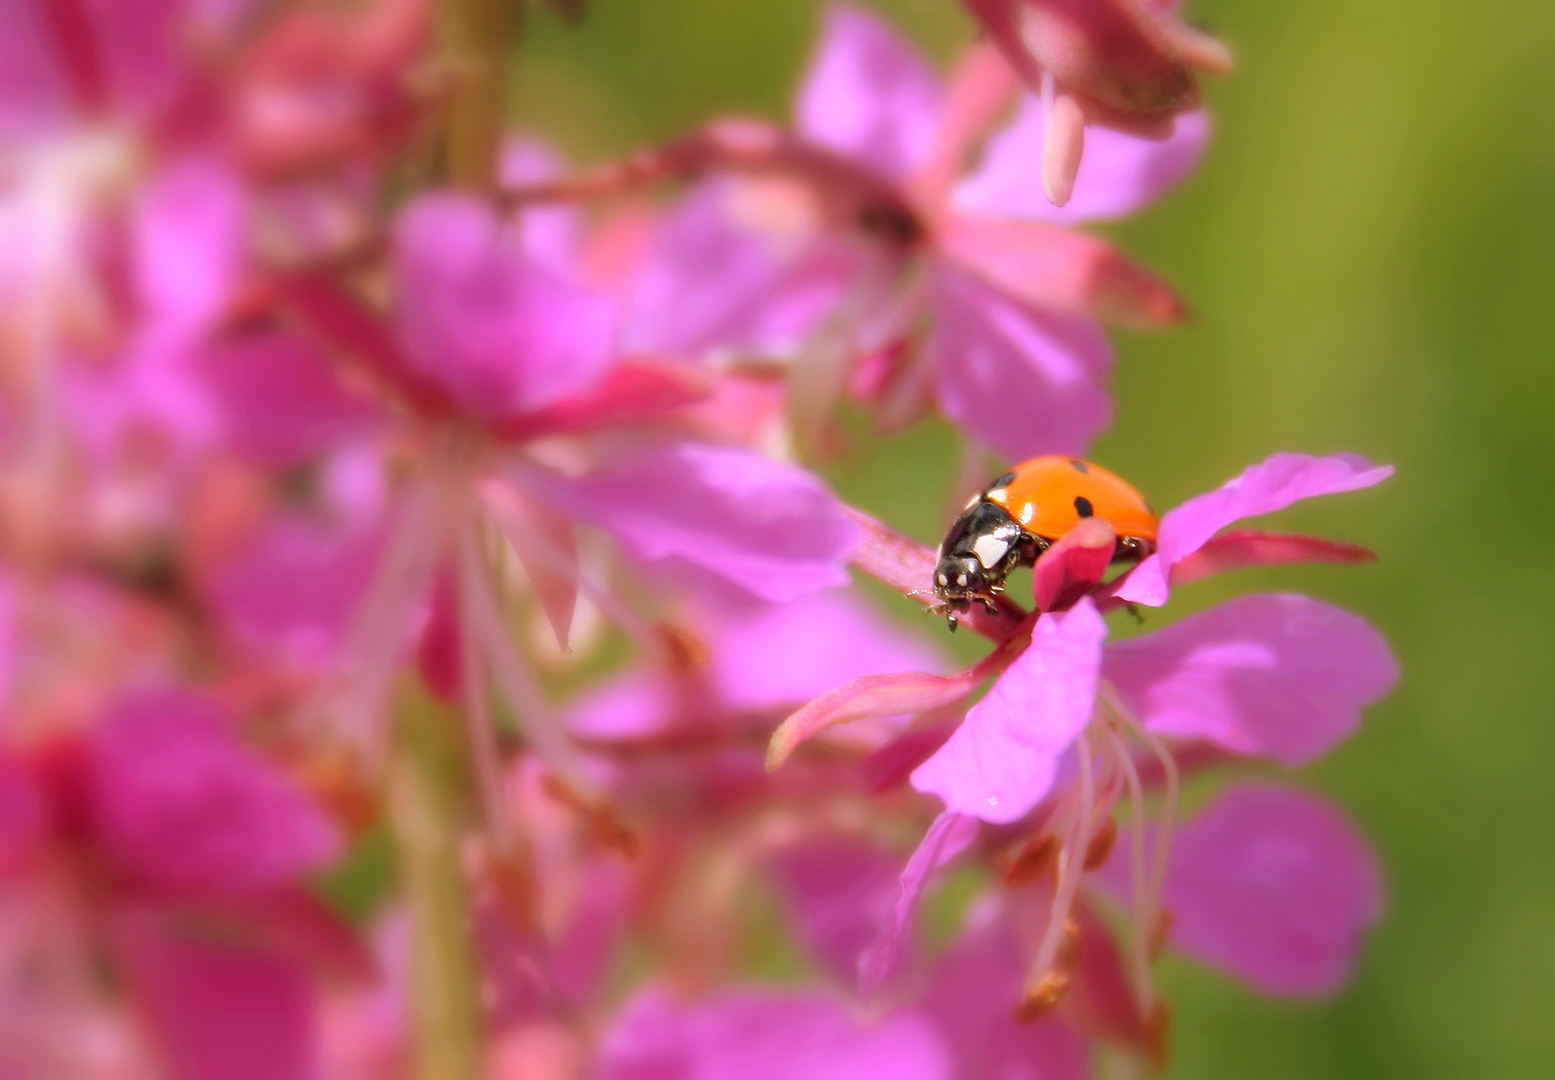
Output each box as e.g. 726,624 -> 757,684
0,753 -> 47,876
117,912 -> 320,1080
859,811 -> 979,995
491,360 -> 710,442
795,3 -> 943,182
929,263 -> 1113,461
1117,453 -> 1395,606
481,480 -> 579,652
1167,529 -> 1377,589
955,97 -> 1209,224
911,599 -> 1106,824
938,212 -> 1187,326
88,692 -> 341,895
134,158 -> 245,336
540,442 -> 856,605
1149,783 -> 1384,996
1032,517 -> 1115,612
908,40 -> 1019,205
1104,593 -> 1399,766
599,984 -> 950,1080
767,665 -> 993,773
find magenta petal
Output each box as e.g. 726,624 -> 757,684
929,264 -> 1113,461
118,913 -> 319,1080
795,4 -> 942,182
598,984 -> 949,1080
89,691 -> 340,895
621,179 -> 861,362
1167,529 -> 1377,589
711,590 -> 944,714
859,811 -> 979,995
542,442 -> 856,604
197,332 -> 382,467
911,600 -> 1106,824
1103,593 -> 1398,766
954,99 -> 1210,224
392,192 -> 618,422
1118,453 -> 1396,606
0,753 -> 46,875
1156,783 -> 1383,996
1032,518 -> 1115,612
767,836 -> 904,986
135,158 -> 246,335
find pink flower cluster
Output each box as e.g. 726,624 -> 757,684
0,2 -> 1390,1078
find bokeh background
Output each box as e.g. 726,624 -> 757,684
509,1 -> 1555,1076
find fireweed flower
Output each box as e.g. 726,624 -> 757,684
768,452 -> 1398,1056
961,0 -> 1233,204
509,4 -> 1207,463
0,689 -> 360,1078
259,187 -> 858,831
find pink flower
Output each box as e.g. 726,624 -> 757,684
768,452 -> 1397,1054
961,0 -> 1232,204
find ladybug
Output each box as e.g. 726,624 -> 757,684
928,456 -> 1157,630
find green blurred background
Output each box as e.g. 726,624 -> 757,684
510,1 -> 1555,1075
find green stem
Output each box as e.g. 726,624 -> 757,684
438,0 -> 518,190
389,689 -> 485,1080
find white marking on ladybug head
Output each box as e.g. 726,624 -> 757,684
972,534 -> 1010,569
985,487 -> 1008,504
956,572 -> 969,587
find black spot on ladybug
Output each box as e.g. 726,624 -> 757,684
1074,496 -> 1095,518
1068,460 -> 1090,473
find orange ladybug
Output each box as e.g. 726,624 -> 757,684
930,456 -> 1157,629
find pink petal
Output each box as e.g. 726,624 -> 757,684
1166,529 -> 1377,589
210,517 -> 385,670
0,753 -> 47,876
767,636 -> 1021,772
1103,593 -> 1398,766
1032,517 -> 1115,612
134,157 -> 246,336
1117,453 -> 1395,606
923,897 -> 1090,1080
795,4 -> 943,182
117,911 -> 320,1080
392,192 -> 619,422
620,179 -> 861,362
541,442 -> 856,605
0,0 -> 73,137
88,691 -> 341,895
490,360 -> 711,443
911,599 -> 1106,823
767,836 -> 904,986
938,212 -> 1187,326
599,984 -> 950,1080
711,590 -> 944,714
954,98 -> 1209,224
859,811 -> 979,995
196,331 -> 383,467
929,263 -> 1113,461
1135,783 -> 1383,996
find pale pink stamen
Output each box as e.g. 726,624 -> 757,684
456,519 -> 515,852
1025,728 -> 1096,996
1105,686 -> 1181,956
1104,722 -> 1159,1012
1039,68 -> 1085,208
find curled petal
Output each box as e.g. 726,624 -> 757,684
1118,453 -> 1395,607
911,599 -> 1105,824
954,97 -> 1209,224
796,3 -> 942,181
1111,783 -> 1385,996
1103,593 -> 1399,766
1167,529 -> 1377,589
767,639 -> 1018,772
599,984 -> 950,1080
929,264 -> 1113,461
859,810 -> 980,996
938,213 -> 1186,327
539,442 -> 856,604
1032,518 -> 1115,612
